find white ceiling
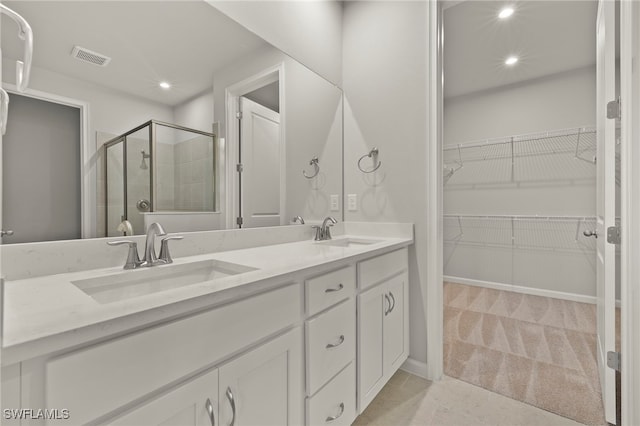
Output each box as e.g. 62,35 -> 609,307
444,1 -> 597,98
1,1 -> 269,106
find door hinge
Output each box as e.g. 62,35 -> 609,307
607,97 -> 621,120
607,225 -> 621,244
607,351 -> 621,371
236,111 -> 243,120
236,216 -> 243,226
236,163 -> 243,173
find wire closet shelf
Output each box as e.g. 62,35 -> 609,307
443,126 -> 596,179
443,214 -> 597,253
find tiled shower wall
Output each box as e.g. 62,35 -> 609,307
173,135 -> 215,211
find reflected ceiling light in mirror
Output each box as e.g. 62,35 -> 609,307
159,81 -> 171,90
498,6 -> 514,19
505,56 -> 519,66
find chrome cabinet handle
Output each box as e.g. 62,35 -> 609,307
205,398 -> 215,426
325,283 -> 344,293
326,335 -> 345,349
389,292 -> 396,313
326,402 -> 345,422
226,387 -> 236,426
384,293 -> 391,316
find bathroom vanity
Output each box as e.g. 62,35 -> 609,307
1,223 -> 412,425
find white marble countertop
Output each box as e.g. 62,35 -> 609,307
3,226 -> 413,365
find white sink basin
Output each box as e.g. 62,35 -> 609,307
72,259 -> 257,304
316,237 -> 383,248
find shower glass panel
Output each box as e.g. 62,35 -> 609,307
125,126 -> 152,235
103,120 -> 216,237
155,124 -> 215,212
105,140 -> 125,237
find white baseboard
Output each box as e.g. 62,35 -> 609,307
443,275 -> 598,305
400,358 -> 428,379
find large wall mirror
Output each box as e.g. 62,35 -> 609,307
1,1 -> 343,242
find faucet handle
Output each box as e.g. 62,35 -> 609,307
107,240 -> 141,270
159,235 -> 183,264
311,225 -> 322,241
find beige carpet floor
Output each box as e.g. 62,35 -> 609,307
443,282 -> 606,426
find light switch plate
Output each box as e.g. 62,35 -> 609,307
330,194 -> 339,211
348,194 -> 357,211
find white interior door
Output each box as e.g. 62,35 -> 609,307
596,0 -> 616,422
239,97 -> 282,228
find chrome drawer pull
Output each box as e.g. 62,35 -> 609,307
326,402 -> 345,422
384,293 -> 391,316
226,387 -> 236,426
389,291 -> 396,313
326,335 -> 345,349
205,398 -> 215,426
325,283 -> 344,293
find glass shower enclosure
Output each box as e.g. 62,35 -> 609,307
103,120 -> 216,237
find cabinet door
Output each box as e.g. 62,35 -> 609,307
109,368 -> 218,426
383,273 -> 408,375
357,284 -> 386,411
218,328 -> 303,426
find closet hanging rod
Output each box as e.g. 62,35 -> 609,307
443,126 -> 595,152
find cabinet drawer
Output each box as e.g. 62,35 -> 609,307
357,248 -> 408,290
45,284 -> 301,425
305,299 -> 355,396
306,362 -> 356,426
306,266 -> 355,316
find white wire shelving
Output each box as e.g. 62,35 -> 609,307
443,214 -> 597,253
443,126 -> 597,181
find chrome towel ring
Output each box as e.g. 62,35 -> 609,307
303,156 -> 320,178
358,147 -> 382,173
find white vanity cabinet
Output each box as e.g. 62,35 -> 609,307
356,248 -> 409,412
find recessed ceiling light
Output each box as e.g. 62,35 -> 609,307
499,7 -> 514,19
505,56 -> 519,66
159,81 -> 171,90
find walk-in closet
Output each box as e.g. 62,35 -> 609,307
442,1 -> 617,425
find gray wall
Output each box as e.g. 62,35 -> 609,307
2,94 -> 81,243
343,1 -> 430,370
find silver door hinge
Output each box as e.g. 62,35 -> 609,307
607,351 -> 621,371
236,111 -> 243,120
607,97 -> 621,120
607,226 -> 621,244
236,216 -> 243,226
236,163 -> 243,173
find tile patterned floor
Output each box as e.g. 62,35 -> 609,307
354,370 -> 585,426
443,282 -> 605,425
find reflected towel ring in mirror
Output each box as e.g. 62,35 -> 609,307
303,156 -> 320,179
1,4 -> 33,92
358,147 -> 382,173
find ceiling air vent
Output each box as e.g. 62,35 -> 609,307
71,46 -> 111,67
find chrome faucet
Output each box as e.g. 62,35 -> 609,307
292,216 -> 305,225
142,222 -> 167,266
313,216 -> 337,241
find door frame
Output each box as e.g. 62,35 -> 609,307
2,85 -> 92,239
426,0 -> 444,381
224,63 -> 285,229
620,2 -> 640,424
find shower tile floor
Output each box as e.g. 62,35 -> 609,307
442,282 -> 606,425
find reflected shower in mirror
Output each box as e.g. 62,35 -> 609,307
0,0 -> 343,242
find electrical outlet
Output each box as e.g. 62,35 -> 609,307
330,194 -> 339,211
348,194 -> 357,211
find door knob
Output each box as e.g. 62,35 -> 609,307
1,229 -> 14,237
583,230 -> 598,238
